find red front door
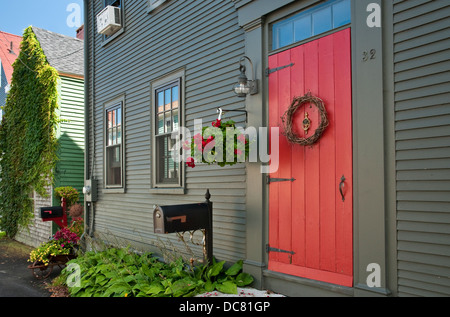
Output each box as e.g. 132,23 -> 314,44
268,28 -> 353,287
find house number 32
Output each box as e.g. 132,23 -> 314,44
362,49 -> 376,62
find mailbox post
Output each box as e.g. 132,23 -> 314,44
153,190 -> 213,265
205,190 -> 213,266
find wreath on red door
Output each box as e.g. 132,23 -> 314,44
281,92 -> 329,146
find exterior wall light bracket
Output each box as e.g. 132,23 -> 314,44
233,56 -> 259,98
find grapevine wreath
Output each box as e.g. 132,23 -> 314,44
281,92 -> 329,146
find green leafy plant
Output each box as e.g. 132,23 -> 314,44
185,119 -> 251,168
60,247 -> 253,297
54,186 -> 80,207
193,258 -> 253,294
0,26 -> 60,237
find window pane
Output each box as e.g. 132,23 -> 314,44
108,128 -> 113,146
333,0 -> 351,27
108,111 -> 113,128
158,91 -> 164,113
294,15 -> 312,43
165,112 -> 172,133
278,22 -> 293,49
172,86 -> 179,109
312,6 -> 332,35
165,88 -> 171,111
156,135 -> 178,184
106,0 -> 121,8
117,107 -> 121,125
117,125 -> 121,145
158,113 -> 164,134
106,145 -> 121,186
172,108 -> 179,131
112,127 -> 117,145
112,109 -> 116,127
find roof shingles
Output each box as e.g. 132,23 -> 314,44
32,26 -> 84,77
0,31 -> 22,84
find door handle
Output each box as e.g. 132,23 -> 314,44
339,175 -> 346,202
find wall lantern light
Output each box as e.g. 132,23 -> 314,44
233,56 -> 258,98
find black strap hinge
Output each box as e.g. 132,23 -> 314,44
265,62 -> 294,76
266,244 -> 295,255
266,176 -> 296,184
266,244 -> 295,263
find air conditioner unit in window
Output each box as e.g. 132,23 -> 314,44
97,5 -> 122,36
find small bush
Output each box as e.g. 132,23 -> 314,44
54,186 -> 79,207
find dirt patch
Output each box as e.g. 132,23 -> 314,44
46,283 -> 70,297
0,237 -> 33,260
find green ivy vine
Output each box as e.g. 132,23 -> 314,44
0,26 -> 60,237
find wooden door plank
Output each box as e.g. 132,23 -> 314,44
277,49 -> 293,265
334,28 -> 353,277
304,39 -> 321,270
268,53 -> 280,265
318,33 -> 337,272
289,44 -> 306,266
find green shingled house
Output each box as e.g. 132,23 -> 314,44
15,27 -> 85,247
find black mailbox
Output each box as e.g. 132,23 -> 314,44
153,190 -> 213,264
153,203 -> 210,234
40,206 -> 64,219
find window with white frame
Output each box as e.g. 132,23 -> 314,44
105,100 -> 123,188
151,69 -> 185,189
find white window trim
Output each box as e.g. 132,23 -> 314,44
103,94 -> 126,193
150,68 -> 186,194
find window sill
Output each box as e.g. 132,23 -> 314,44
149,187 -> 185,195
103,187 -> 125,194
101,28 -> 124,47
147,0 -> 168,14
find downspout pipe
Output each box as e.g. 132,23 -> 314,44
88,0 -> 96,238
82,0 -> 90,242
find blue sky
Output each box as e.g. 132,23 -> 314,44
0,1 -> 84,38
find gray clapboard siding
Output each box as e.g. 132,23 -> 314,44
15,189 -> 53,248
87,0 -> 246,262
394,0 -> 450,296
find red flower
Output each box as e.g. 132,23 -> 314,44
237,134 -> 247,144
182,140 -> 191,150
212,119 -> 221,128
234,149 -> 242,155
186,157 -> 196,168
